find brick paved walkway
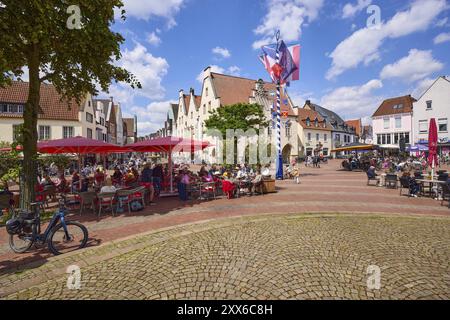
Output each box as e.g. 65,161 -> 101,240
1,214 -> 449,299
0,160 -> 449,299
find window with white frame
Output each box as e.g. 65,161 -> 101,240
426,101 -> 432,110
86,112 -> 94,123
439,119 -> 448,132
87,128 -> 93,139
316,133 -> 320,141
419,120 -> 428,134
307,133 -> 311,141
285,124 -> 291,137
1,104 -> 24,114
63,126 -> 74,139
384,118 -> 390,129
38,126 -> 51,141
395,117 -> 401,129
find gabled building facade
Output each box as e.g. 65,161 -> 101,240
172,67 -> 300,164
93,99 -> 108,142
412,76 -> 450,151
0,81 -> 95,143
303,101 -> 357,149
297,108 -> 333,157
372,95 -> 415,148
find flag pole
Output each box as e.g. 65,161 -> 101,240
275,31 -> 284,180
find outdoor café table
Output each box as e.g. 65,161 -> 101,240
199,182 -> 216,200
415,179 -> 446,198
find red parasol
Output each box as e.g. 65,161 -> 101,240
37,136 -> 131,154
128,136 -> 210,193
428,118 -> 439,168
37,136 -> 132,189
128,136 -> 210,153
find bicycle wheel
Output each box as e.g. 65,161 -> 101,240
47,221 -> 88,255
9,233 -> 34,253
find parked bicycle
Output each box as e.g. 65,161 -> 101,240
6,196 -> 89,255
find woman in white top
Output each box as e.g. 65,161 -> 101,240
100,178 -> 117,193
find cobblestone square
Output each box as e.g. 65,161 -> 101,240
1,161 -> 449,300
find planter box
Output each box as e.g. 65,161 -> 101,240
262,179 -> 276,194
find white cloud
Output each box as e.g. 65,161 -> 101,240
380,49 -> 444,83
320,79 -> 383,118
326,0 -> 447,80
104,42 -> 169,124
212,47 -> 231,59
196,65 -> 242,83
121,0 -> 185,28
342,0 -> 372,19
146,31 -> 162,46
436,17 -> 448,27
227,66 -> 241,76
253,0 -> 324,49
288,91 -> 316,107
434,32 -> 450,44
128,100 -> 176,136
412,77 -> 436,98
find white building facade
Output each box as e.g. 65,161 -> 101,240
413,76 -> 450,152
0,81 -> 96,143
173,67 -> 299,165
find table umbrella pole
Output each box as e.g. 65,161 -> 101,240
169,145 -> 173,193
78,154 -> 82,191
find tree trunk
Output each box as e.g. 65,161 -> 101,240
20,44 -> 40,210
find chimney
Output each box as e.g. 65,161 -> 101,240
109,96 -> 113,102
203,66 -> 212,80
179,89 -> 184,98
305,100 -> 311,106
190,87 -> 195,96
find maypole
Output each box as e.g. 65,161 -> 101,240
275,31 -> 283,180
259,30 -> 300,181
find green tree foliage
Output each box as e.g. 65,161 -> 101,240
38,154 -> 73,174
205,103 -> 270,165
0,147 -> 21,190
204,103 -> 269,136
0,1 -> 140,209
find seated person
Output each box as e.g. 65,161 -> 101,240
56,173 -> 68,193
367,166 -> 377,179
112,167 -> 123,184
250,171 -> 263,195
100,178 -> 117,193
94,169 -> 105,186
41,173 -> 55,187
201,171 -> 214,183
402,172 -> 420,197
79,177 -> 90,193
131,166 -> 139,181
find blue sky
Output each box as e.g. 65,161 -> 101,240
102,0 -> 450,136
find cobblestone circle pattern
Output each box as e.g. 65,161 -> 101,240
3,214 -> 450,300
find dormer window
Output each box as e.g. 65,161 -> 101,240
323,121 -> 326,128
306,118 -> 311,126
314,118 -> 319,127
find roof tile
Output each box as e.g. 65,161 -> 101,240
0,81 -> 80,121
